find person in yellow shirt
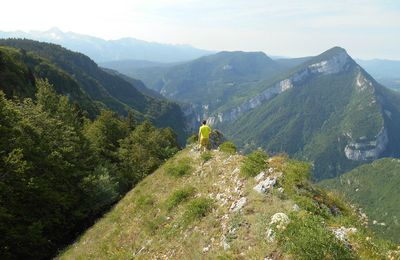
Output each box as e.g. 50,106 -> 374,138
198,120 -> 212,152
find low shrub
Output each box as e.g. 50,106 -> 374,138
200,151 -> 213,162
186,134 -> 198,145
136,194 -> 155,209
184,197 -> 214,223
240,149 -> 268,177
219,141 -> 237,154
165,186 -> 196,211
276,213 -> 353,259
165,157 -> 193,177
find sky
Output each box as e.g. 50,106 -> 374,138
1,0 -> 400,59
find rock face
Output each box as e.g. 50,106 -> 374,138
344,127 -> 388,161
207,49 -> 352,125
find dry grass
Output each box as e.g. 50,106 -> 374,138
58,147 -> 397,260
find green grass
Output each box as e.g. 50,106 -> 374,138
200,151 -> 213,162
276,213 -> 354,259
58,148 -> 397,259
164,157 -> 193,177
240,149 -> 269,177
183,197 -> 214,223
144,215 -> 168,235
165,186 -> 196,211
219,141 -> 237,154
135,194 -> 155,209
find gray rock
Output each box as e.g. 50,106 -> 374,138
231,168 -> 240,175
331,227 -> 357,248
255,171 -> 265,182
230,197 -> 247,212
253,177 -> 277,194
292,204 -> 300,212
266,228 -> 275,242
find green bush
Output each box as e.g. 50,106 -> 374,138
276,213 -> 353,259
184,198 -> 214,223
165,186 -> 196,211
280,160 -> 311,194
186,133 -> 198,145
200,151 -> 213,162
165,157 -> 193,177
240,149 -> 268,177
219,141 -> 237,154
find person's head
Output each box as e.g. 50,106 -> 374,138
202,120 -> 207,125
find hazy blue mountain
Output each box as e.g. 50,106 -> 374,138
319,158 -> 400,243
0,39 -> 186,139
0,28 -> 213,63
356,59 -> 400,78
100,59 -> 177,70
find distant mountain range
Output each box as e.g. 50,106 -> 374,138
0,39 -> 186,140
126,47 -> 400,180
1,35 -> 399,184
0,28 -> 213,63
356,59 -> 400,91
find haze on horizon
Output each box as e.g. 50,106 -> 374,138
1,0 -> 399,60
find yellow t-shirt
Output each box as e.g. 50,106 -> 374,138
199,125 -> 212,140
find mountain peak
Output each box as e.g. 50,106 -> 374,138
215,50 -> 273,61
46,27 -> 63,34
316,46 -> 351,61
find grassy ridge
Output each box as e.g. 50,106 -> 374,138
59,148 -> 398,259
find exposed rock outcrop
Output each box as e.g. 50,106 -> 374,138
208,49 -> 352,125
344,127 -> 388,161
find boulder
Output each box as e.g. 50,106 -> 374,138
230,197 -> 247,212
253,177 -> 277,194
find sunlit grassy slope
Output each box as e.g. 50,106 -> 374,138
59,148 -> 399,259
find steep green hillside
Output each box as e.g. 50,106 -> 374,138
0,39 -> 186,138
0,81 -> 180,259
128,51 -> 284,107
0,45 -> 98,115
319,158 -> 400,243
121,47 -> 400,179
219,47 -> 400,180
59,147 -> 398,259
